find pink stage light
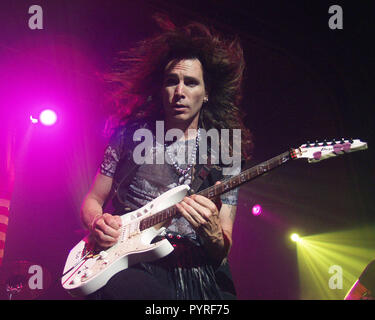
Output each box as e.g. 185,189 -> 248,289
252,204 -> 262,216
29,115 -> 38,124
39,109 -> 57,126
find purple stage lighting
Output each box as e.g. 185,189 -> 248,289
252,204 -> 262,216
39,109 -> 57,126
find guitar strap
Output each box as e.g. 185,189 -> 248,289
189,144 -> 224,195
188,164 -> 213,195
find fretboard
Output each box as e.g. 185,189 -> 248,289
199,151 -> 291,200
139,150 -> 292,231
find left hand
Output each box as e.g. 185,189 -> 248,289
175,193 -> 225,251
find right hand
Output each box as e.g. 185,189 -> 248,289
90,213 -> 122,248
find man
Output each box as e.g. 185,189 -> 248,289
81,20 -> 253,300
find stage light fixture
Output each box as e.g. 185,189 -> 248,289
39,109 -> 57,126
291,233 -> 301,242
252,204 -> 262,216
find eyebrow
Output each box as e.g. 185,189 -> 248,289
164,73 -> 200,82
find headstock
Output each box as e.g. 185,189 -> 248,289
290,139 -> 368,163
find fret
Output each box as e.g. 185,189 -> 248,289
235,176 -> 241,184
168,207 -> 176,219
148,217 -> 152,228
240,172 -> 247,182
140,219 -> 146,231
141,217 -> 150,231
205,189 -> 211,199
201,189 -> 209,198
216,184 -> 223,195
155,214 -> 161,224
157,212 -> 163,223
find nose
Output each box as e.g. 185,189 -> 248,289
174,81 -> 185,98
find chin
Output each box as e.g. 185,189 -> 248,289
167,111 -> 191,121
165,110 -> 200,126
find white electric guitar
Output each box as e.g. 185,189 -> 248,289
61,138 -> 368,296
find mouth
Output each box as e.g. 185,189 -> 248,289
172,104 -> 189,111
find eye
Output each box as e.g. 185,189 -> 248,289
164,78 -> 178,86
185,80 -> 199,87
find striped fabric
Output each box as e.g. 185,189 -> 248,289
0,198 -> 10,266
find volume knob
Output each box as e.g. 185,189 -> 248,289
99,250 -> 108,259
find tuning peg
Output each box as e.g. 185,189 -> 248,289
322,139 -> 328,146
306,141 -> 311,147
349,138 -> 353,143
314,140 -> 320,146
331,139 -> 336,145
313,151 -> 322,160
340,138 -> 346,144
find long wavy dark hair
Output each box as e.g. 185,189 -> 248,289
103,15 -> 253,160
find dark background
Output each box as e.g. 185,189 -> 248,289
0,0 -> 374,300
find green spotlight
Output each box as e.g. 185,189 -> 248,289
291,233 -> 301,243
295,226 -> 375,300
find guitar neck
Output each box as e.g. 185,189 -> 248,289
198,151 -> 292,200
139,150 -> 292,231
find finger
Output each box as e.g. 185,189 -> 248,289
114,215 -> 122,227
183,197 -> 212,221
95,237 -> 116,248
93,229 -> 118,247
95,218 -> 121,239
190,195 -> 218,216
103,213 -> 122,229
183,197 -> 212,222
176,202 -> 205,229
177,201 -> 203,227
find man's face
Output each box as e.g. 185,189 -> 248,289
162,58 -> 208,127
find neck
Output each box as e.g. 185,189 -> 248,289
165,114 -> 200,141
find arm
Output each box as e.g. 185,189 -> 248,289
81,172 -> 122,248
218,203 -> 237,252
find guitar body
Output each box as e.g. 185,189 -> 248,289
61,185 -> 190,297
